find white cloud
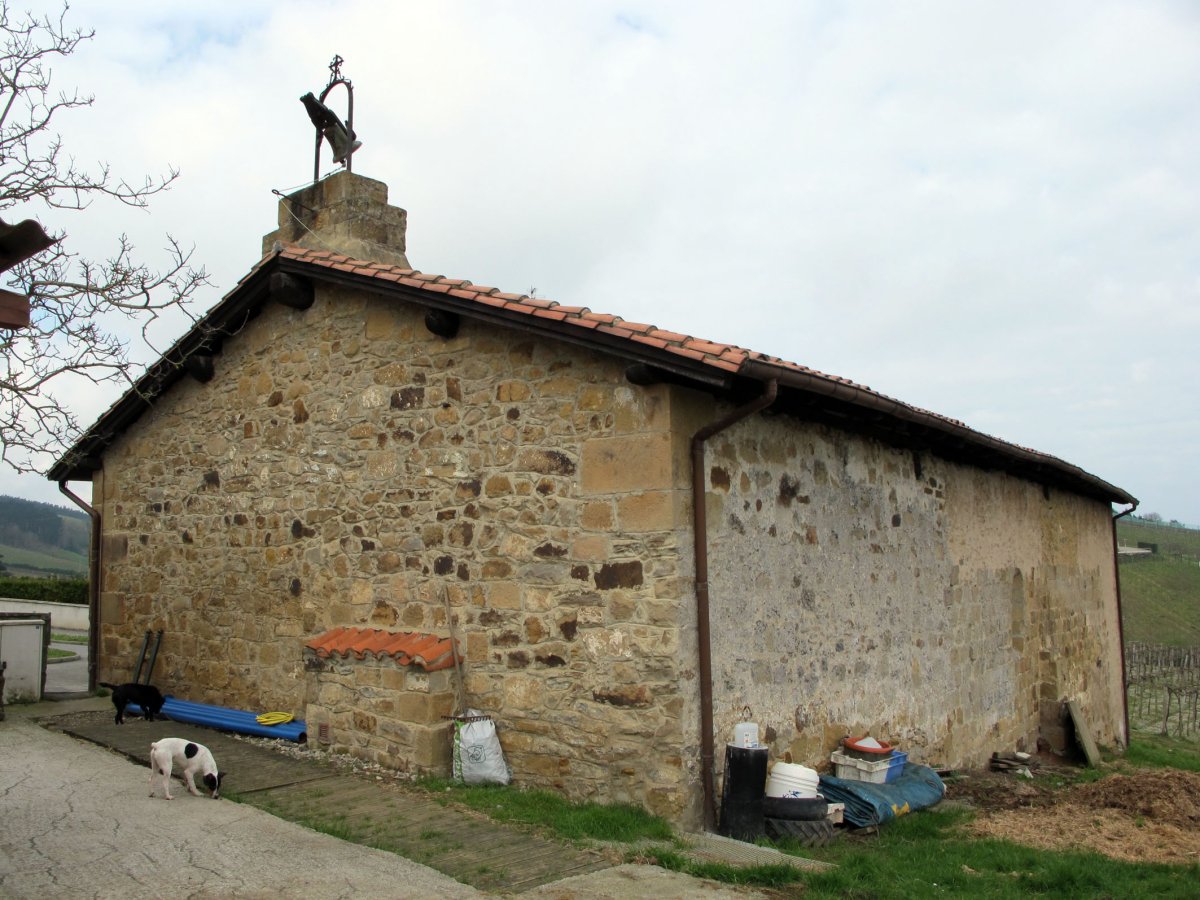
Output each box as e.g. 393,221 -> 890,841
4,0 -> 1198,523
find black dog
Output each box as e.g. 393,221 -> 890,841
99,682 -> 166,725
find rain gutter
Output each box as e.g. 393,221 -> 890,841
691,378 -> 777,831
59,480 -> 99,692
1110,501 -> 1138,746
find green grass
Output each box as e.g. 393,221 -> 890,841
647,847 -> 805,887
46,647 -> 75,660
1122,733 -> 1200,772
1117,520 -> 1200,559
788,807 -> 1197,898
229,760 -> 1200,897
1116,519 -> 1200,646
0,542 -> 87,576
630,803 -> 1196,898
51,632 -> 88,644
1117,556 -> 1200,646
414,777 -> 676,843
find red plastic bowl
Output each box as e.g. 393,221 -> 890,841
843,736 -> 894,759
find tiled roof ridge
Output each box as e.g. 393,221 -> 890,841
276,244 -> 970,428
305,625 -> 460,673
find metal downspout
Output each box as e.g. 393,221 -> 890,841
1111,501 -> 1138,747
691,379 -> 777,831
59,481 -> 100,693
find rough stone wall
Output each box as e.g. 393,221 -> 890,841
303,650 -> 458,772
92,282 -> 697,820
703,415 -> 1124,772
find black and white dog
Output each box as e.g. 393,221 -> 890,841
100,681 -> 166,725
148,738 -> 225,800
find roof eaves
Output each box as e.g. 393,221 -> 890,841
47,258 -> 277,481
272,254 -> 736,391
741,357 -> 1135,505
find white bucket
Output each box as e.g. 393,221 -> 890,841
766,762 -> 820,799
733,721 -> 760,748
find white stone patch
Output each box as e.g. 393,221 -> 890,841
359,385 -> 389,409
423,450 -> 470,478
582,628 -> 633,660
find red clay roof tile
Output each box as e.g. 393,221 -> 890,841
266,245 -> 1116,491
585,312 -> 620,325
596,324 -> 633,339
306,627 -> 459,672
45,240 -> 1136,504
653,329 -> 691,343
630,334 -> 669,350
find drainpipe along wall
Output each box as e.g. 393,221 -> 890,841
1110,501 -> 1138,746
59,481 -> 100,693
691,379 -> 777,831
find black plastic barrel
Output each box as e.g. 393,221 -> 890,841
718,743 -> 769,841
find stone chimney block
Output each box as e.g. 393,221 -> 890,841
262,171 -> 409,268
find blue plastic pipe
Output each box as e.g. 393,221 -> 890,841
128,696 -> 307,742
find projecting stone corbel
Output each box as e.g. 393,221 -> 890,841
270,271 -> 314,310
184,354 -> 215,383
625,363 -> 663,386
425,308 -> 459,339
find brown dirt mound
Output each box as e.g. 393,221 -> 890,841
1071,771 -> 1200,830
957,767 -> 1200,865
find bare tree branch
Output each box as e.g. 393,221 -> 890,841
0,1 -> 209,474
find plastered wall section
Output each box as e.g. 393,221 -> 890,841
703,413 -> 1124,770
90,282 -> 699,821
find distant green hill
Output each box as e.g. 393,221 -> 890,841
1117,518 -> 1200,647
1117,517 -> 1200,559
0,495 -> 90,578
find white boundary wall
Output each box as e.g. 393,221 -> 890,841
0,598 -> 89,631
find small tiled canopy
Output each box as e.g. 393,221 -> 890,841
306,626 -> 459,672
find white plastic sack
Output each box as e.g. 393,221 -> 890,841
452,710 -> 511,785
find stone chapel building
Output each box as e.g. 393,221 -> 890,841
50,171 -> 1136,829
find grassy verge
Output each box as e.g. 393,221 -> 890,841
229,740 -> 1199,897
1121,733 -> 1200,772
414,777 -> 676,843
782,806 -> 1196,898
51,632 -> 88,644
1118,557 -> 1200,645
0,542 -> 88,575
47,647 -> 75,660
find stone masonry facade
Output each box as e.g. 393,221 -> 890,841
702,414 -> 1125,773
83,172 -> 1126,830
93,282 -> 701,821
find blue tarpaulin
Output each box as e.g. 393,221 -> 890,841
818,764 -> 945,827
128,696 -> 307,743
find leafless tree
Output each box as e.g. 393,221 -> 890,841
0,1 -> 208,473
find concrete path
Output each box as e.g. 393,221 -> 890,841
44,630 -> 88,695
0,702 -> 484,899
54,712 -> 616,892
2,698 -> 799,898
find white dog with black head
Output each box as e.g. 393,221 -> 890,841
148,738 -> 225,800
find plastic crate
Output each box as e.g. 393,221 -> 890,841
831,750 -> 907,784
884,751 -> 908,782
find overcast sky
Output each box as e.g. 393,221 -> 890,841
3,1 -> 1198,525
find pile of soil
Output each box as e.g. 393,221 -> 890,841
950,766 -> 1200,865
